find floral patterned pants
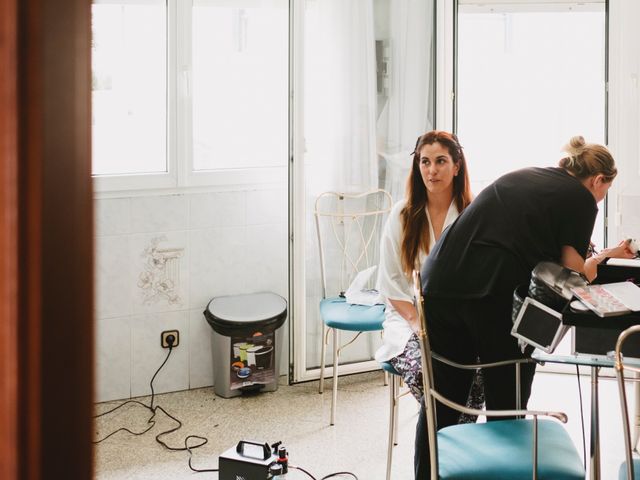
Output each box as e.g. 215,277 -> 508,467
389,333 -> 485,424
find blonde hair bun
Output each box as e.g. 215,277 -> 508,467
558,135 -> 616,181
563,135 -> 587,156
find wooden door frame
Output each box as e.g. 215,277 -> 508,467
1,0 -> 94,478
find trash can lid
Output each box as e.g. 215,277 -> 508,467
206,292 -> 287,324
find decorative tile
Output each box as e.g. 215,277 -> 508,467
130,311 -> 189,398
95,316 -> 131,402
131,232 -> 189,314
95,197 -> 131,236
130,194 -> 188,234
95,235 -> 134,319
189,191 -> 246,229
189,309 -> 214,389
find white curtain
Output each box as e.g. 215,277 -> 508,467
303,0 -> 379,368
303,0 -> 378,196
378,0 -> 435,201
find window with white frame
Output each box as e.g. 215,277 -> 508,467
456,0 -> 606,243
91,0 -> 289,191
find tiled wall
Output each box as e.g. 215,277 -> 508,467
94,187 -> 288,402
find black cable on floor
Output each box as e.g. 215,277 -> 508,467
576,364 -> 587,469
93,345 -> 217,473
290,465 -> 359,480
94,347 -> 359,477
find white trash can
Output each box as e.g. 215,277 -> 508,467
204,292 -> 287,398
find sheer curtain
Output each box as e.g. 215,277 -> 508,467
303,0 -> 378,195
303,0 -> 379,369
378,0 -> 435,202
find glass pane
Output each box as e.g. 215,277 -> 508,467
191,1 -> 288,171
301,0 -> 435,371
457,7 -> 606,196
91,1 -> 167,176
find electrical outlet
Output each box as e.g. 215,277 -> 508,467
161,330 -> 179,348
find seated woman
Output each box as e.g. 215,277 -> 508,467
375,130 -> 483,421
416,135 -> 636,479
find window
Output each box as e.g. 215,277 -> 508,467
191,3 -> 288,171
92,1 -> 167,176
456,0 -> 606,242
457,2 -> 606,190
91,0 -> 289,191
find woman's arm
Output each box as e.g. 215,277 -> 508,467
561,240 -> 635,282
388,298 -> 420,333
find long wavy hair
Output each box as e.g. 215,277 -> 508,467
399,130 -> 472,276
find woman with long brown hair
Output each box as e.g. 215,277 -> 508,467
375,130 -> 479,414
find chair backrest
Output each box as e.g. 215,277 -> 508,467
615,325 -> 640,480
412,269 -> 440,473
314,190 -> 392,299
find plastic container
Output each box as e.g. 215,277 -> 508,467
204,292 -> 287,398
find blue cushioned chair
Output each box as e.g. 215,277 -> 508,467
615,325 -> 640,480
382,353 -> 533,480
412,270 -> 585,480
314,190 -> 392,425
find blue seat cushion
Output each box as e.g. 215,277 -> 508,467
437,418 -> 584,480
380,361 -> 399,375
319,296 -> 385,332
618,457 -> 640,479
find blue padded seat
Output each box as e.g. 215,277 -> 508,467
380,361 -> 399,376
319,296 -> 385,332
619,458 -> 640,480
437,418 -> 584,480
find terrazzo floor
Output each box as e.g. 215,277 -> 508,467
95,369 -> 633,480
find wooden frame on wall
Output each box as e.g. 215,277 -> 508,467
1,0 -> 94,478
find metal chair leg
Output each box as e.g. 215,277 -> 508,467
384,370 -> 389,386
331,328 -> 339,425
634,371 -> 640,452
319,324 -> 327,394
393,377 -> 400,445
386,374 -> 397,480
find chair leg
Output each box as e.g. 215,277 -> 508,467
384,370 -> 389,386
331,328 -> 339,426
319,324 -> 328,394
393,377 -> 400,445
386,374 -> 397,480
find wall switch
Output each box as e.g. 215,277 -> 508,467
161,330 -> 179,348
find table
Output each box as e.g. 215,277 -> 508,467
531,350 -> 640,480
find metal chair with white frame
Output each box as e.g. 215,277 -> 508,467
412,269 -> 585,480
614,325 -> 640,480
314,189 -> 393,426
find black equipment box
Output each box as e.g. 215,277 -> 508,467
596,260 -> 640,285
563,299 -> 640,358
219,440 -> 276,480
562,260 -> 640,358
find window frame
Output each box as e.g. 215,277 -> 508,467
92,0 -> 289,193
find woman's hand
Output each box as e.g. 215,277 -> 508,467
602,239 -> 636,260
580,239 -> 636,282
388,299 -> 421,333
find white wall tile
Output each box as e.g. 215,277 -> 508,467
130,194 -> 188,233
95,198 -> 131,236
96,235 -> 134,319
130,231 -> 189,314
246,187 -> 287,225
189,191 -> 246,229
95,316 -> 131,402
188,226 -> 247,309
131,311 -> 189,398
245,224 -> 288,298
188,309 -> 214,389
